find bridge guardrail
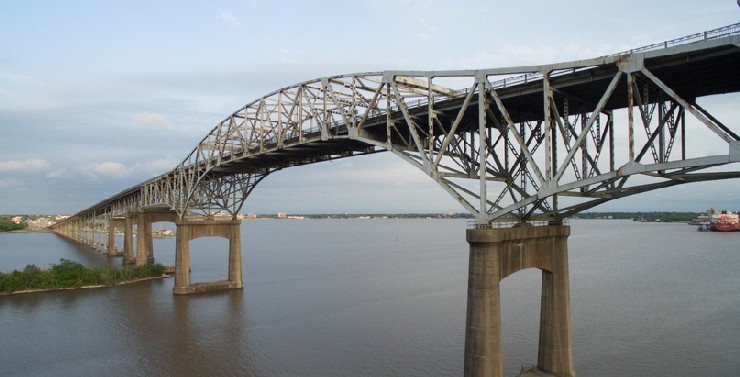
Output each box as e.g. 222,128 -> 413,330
468,219 -> 570,229
489,22 -> 740,90
622,22 -> 740,55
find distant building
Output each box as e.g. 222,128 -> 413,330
277,212 -> 287,219
11,216 -> 23,224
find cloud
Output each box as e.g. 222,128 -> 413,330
82,162 -> 133,179
0,72 -> 30,83
132,158 -> 178,175
220,10 -> 240,28
415,16 -> 436,40
0,159 -> 52,173
0,88 -> 14,97
133,112 -> 172,128
460,40 -> 618,72
0,178 -> 22,188
80,158 -> 178,180
46,168 -> 68,178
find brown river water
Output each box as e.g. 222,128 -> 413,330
1,219 -> 739,376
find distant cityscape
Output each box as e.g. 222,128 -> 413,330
0,212 -> 473,232
0,210 -> 727,233
0,215 -> 67,232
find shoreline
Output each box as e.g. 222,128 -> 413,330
0,275 -> 171,296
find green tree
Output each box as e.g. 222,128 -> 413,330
0,218 -> 27,232
1,259 -> 165,294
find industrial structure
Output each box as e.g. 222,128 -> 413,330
51,24 -> 740,377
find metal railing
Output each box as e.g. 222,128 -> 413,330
467,219 -> 570,229
619,22 -> 740,55
489,22 -> 740,90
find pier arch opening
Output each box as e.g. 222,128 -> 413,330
150,220 -> 177,266
500,267 -> 544,375
188,236 -> 230,284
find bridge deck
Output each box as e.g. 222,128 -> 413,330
55,30 -> 740,221
207,36 -> 740,178
379,39 -> 740,140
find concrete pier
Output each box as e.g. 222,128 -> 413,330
108,217 -> 125,256
123,215 -> 135,265
134,210 -> 179,265
173,217 -> 243,295
465,224 -> 575,377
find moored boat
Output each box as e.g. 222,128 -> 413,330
688,213 -> 711,225
709,210 -> 739,232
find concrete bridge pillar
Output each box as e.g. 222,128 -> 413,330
173,217 -> 243,295
135,211 -> 154,265
108,217 -> 124,256
123,215 -> 135,265
133,210 -> 178,265
464,224 -> 574,377
108,220 -> 116,255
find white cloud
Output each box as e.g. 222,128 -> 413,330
132,158 -> 178,175
82,162 -> 133,179
0,88 -> 14,97
133,112 -> 172,128
0,178 -> 22,188
415,16 -> 436,40
301,157 -> 432,187
46,168 -> 67,178
80,158 -> 178,180
0,72 -> 30,83
0,159 -> 52,173
220,10 -> 240,28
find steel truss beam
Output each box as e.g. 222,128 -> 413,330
51,24 -> 740,230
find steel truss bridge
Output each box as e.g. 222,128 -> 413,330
52,23 -> 740,231
47,22 -> 740,377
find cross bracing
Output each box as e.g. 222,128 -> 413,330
53,23 -> 740,228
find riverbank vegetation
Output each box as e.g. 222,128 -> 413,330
572,211 -> 698,222
0,217 -> 27,232
0,259 -> 165,294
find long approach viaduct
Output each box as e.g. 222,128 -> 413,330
51,23 -> 740,377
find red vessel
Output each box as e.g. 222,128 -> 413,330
711,222 -> 739,232
709,210 -> 739,232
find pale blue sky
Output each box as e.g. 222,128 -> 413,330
1,0 -> 739,215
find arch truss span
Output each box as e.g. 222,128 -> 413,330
372,35 -> 740,225
164,25 -> 740,225
50,23 -> 740,230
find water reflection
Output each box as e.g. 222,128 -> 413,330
168,289 -> 253,375
53,234 -> 118,268
2,220 -> 739,376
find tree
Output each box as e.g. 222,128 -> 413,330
0,218 -> 27,232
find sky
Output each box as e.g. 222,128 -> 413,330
1,0 -> 739,216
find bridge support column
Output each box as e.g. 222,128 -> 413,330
134,210 -> 180,265
464,224 -> 574,377
135,212 -> 154,265
123,215 -> 135,265
108,217 -> 124,256
107,221 -> 116,255
173,217 -> 243,295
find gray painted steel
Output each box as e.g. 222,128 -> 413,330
52,23 -> 740,233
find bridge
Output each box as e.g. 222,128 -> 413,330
50,23 -> 740,377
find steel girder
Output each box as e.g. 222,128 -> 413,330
51,23 -> 740,229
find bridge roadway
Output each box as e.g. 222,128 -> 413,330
50,23 -> 740,377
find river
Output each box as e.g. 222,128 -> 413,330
1,219 -> 738,376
